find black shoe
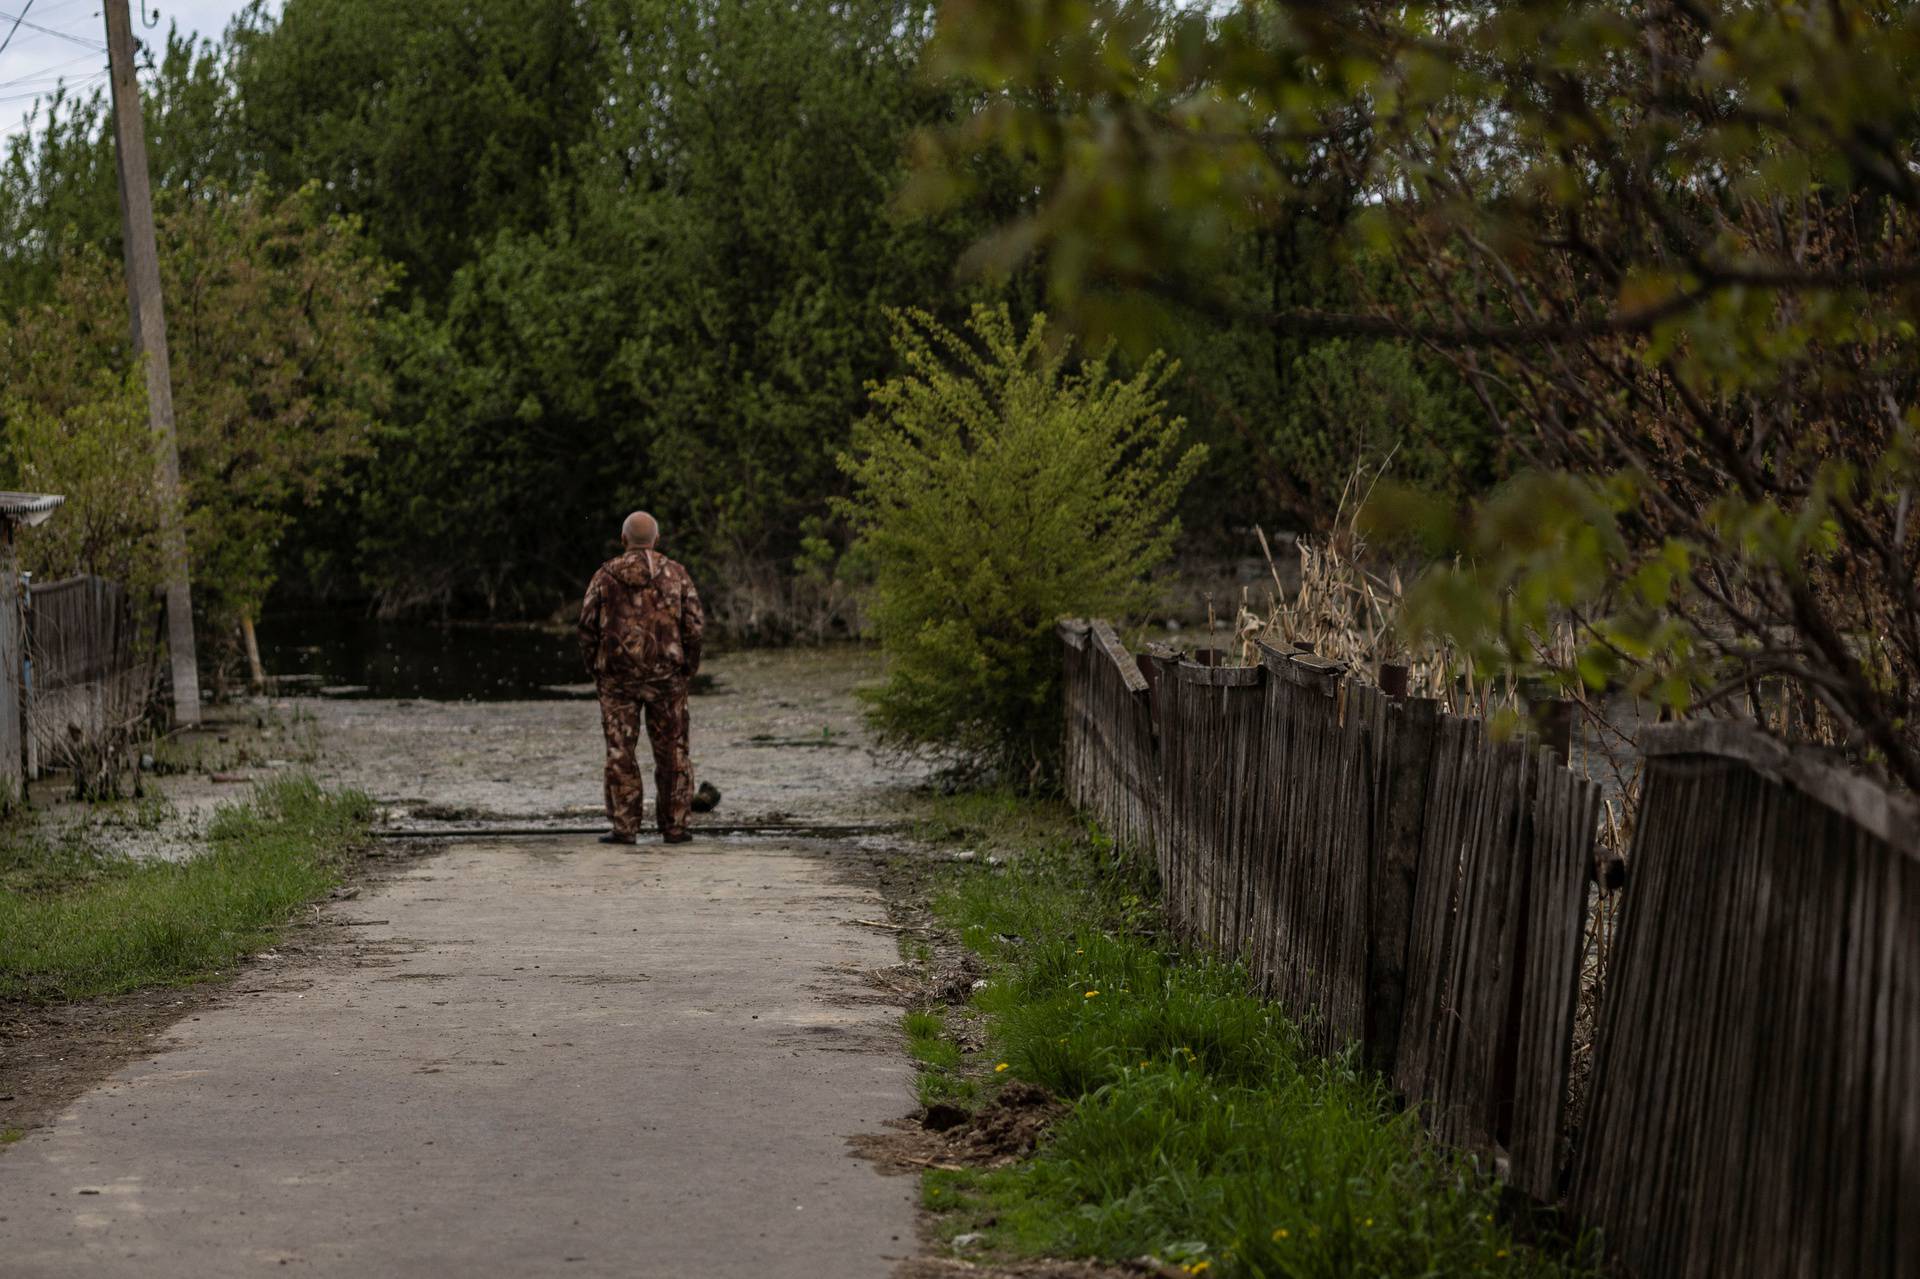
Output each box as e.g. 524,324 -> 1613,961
662,830 -> 693,845
599,832 -> 637,846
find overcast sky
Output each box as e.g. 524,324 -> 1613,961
0,0 -> 276,148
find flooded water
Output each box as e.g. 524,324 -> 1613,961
255,614 -> 588,701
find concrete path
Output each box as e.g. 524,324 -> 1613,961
0,837 -> 918,1277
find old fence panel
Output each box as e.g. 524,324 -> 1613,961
0,582 -> 20,804
1058,620 -> 1157,857
1058,622 -> 1911,1273
26,575 -> 144,773
1248,646 -> 1375,1054
1573,723 -> 1920,1279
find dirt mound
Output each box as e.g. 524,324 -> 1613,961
895,1256 -> 1186,1278
950,1081 -> 1066,1164
851,1080 -> 1069,1175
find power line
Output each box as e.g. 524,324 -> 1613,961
0,47 -> 106,87
0,65 -> 102,102
0,0 -> 39,60
0,5 -> 105,51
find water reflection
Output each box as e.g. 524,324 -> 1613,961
254,614 -> 588,701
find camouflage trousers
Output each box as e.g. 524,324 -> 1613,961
597,676 -> 693,838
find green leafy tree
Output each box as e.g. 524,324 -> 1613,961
916,0 -> 1920,786
229,0 -> 606,303
838,305 -> 1205,781
0,181 -> 394,663
0,26 -> 248,316
349,0 -> 1039,625
0,371 -> 162,591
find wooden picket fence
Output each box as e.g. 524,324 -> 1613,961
0,578 -> 20,806
1059,619 -> 1918,1279
24,575 -> 149,775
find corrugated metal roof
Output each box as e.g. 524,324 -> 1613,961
0,492 -> 65,527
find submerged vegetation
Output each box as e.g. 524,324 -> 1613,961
905,795 -> 1595,1277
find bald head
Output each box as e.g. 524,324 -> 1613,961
621,511 -> 659,550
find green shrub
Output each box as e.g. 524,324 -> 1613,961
838,304 -> 1205,782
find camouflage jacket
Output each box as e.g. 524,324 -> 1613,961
578,549 -> 706,683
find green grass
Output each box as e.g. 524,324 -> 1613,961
906,785 -> 1085,852
0,777 -> 375,1001
0,825 -> 126,896
912,794 -> 1596,1278
906,1005 -> 984,1107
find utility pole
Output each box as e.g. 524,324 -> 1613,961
103,0 -> 200,726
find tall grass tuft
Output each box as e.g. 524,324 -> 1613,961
0,777 -> 374,1001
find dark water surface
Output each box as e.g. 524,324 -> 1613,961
254,614 -> 588,701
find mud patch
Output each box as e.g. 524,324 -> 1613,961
406,802 -> 509,823
852,1081 -> 1068,1174
0,988 -> 221,1137
895,1260 -> 1186,1279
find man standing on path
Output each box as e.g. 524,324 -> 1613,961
579,511 -> 705,844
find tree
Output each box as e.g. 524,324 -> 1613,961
0,181 -> 394,666
0,371 -> 161,591
229,0 -> 607,304
0,26 -> 248,317
349,0 -> 1040,626
915,0 -> 1920,787
838,304 -> 1205,781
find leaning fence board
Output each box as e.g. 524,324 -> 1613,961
1508,757 -> 1604,1199
1366,696 -> 1439,1073
1053,622 -> 1913,1277
1396,713 -> 1480,1107
1573,728 -> 1920,1279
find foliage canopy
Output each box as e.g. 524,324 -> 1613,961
0,180 -> 393,654
1,0 -> 1488,636
917,0 -> 1920,785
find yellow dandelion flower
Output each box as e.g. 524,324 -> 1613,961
994,1062 -> 1009,1072
1271,1228 -> 1290,1241
1363,1218 -> 1373,1228
1496,1250 -> 1509,1259
1191,1263 -> 1211,1275
1140,1060 -> 1150,1068
1084,990 -> 1099,998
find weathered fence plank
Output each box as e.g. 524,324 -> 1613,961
26,575 -> 146,774
1051,621 -> 1914,1277
1573,725 -> 1920,1279
0,582 -> 20,804
1366,695 -> 1439,1074
1508,757 -> 1604,1199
